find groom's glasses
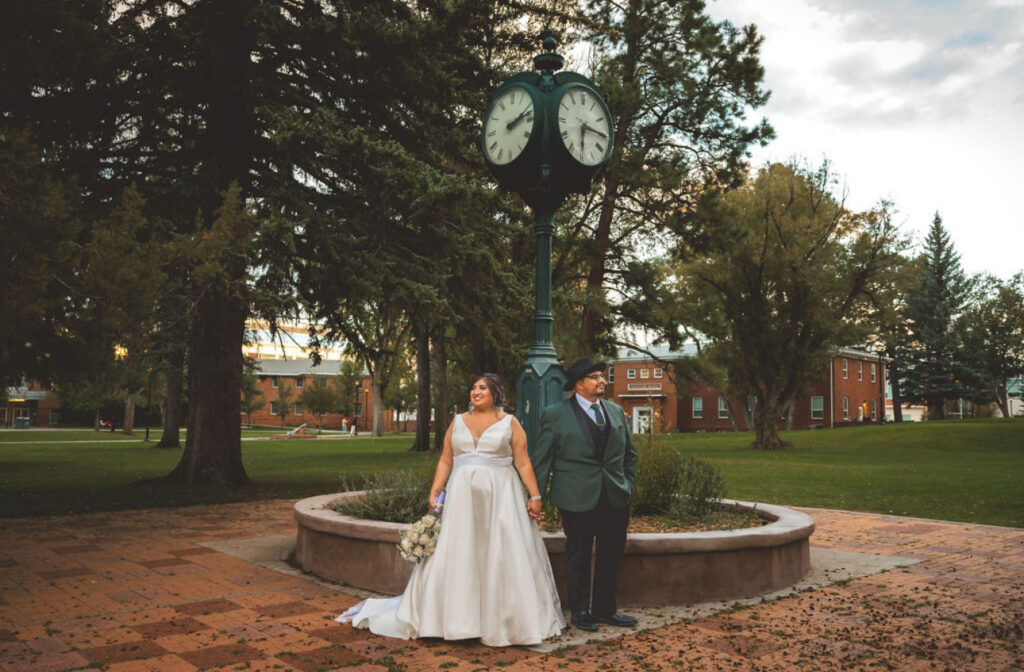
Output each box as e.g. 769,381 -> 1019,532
583,373 -> 606,381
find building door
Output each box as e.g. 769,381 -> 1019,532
633,406 -> 653,434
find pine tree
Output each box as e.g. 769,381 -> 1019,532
902,214 -> 974,419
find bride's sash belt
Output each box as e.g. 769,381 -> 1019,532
453,454 -> 513,469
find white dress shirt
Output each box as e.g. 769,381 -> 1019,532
575,393 -> 606,426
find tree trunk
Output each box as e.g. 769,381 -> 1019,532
724,398 -> 740,432
431,331 -> 448,451
94,409 -> 101,431
750,394 -> 785,450
156,345 -> 184,447
994,384 -> 1009,418
122,397 -> 135,434
371,363 -> 384,437
784,398 -> 795,431
165,290 -> 248,486
410,321 -> 432,451
889,360 -> 904,423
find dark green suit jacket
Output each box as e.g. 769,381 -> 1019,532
531,396 -> 637,512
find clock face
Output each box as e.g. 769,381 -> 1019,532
557,85 -> 612,166
483,85 -> 535,166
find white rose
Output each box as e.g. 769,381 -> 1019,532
412,522 -> 425,534
422,515 -> 436,527
413,546 -> 424,557
400,538 -> 412,551
417,533 -> 431,545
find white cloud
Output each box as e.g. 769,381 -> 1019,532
707,0 -> 1024,277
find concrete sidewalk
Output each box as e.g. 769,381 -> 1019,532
1,501 -> 1021,671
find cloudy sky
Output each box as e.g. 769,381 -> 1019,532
705,0 -> 1024,279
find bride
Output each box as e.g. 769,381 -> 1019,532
337,373 -> 565,647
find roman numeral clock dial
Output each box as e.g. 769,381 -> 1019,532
557,85 -> 612,167
483,85 -> 535,166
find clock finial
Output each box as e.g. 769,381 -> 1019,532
533,29 -> 564,75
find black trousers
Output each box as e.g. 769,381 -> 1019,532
559,490 -> 630,616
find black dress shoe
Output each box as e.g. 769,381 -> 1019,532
594,612 -> 638,628
571,610 -> 599,632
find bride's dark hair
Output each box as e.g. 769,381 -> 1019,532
469,373 -> 504,411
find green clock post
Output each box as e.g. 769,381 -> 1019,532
480,32 -> 614,448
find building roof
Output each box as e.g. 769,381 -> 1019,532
252,359 -> 366,377
613,343 -> 885,364
614,344 -> 697,363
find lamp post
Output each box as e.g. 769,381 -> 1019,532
480,31 -> 614,449
364,388 -> 369,432
875,344 -> 885,424
144,366 -> 153,441
353,380 -> 361,436
112,344 -> 127,432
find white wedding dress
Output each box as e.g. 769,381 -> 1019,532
337,414 -> 565,647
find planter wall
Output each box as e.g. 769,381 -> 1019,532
294,492 -> 814,606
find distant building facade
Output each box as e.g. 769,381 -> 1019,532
243,358 -> 414,432
604,345 -> 890,433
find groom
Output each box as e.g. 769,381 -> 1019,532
531,358 -> 638,632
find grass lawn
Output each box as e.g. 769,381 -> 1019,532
1,419 -> 1021,527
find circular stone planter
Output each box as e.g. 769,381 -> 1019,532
294,492 -> 814,607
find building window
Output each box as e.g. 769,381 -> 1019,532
871,362 -> 876,383
811,396 -> 824,420
640,368 -> 650,379
270,401 -> 279,415
842,359 -> 848,379
627,369 -> 636,379
842,396 -> 849,420
294,403 -> 303,416
271,376 -> 279,388
870,398 -> 877,420
692,397 -> 703,419
858,361 -> 863,381
607,367 -> 615,383
718,397 -> 729,419
654,368 -> 663,379
295,376 -> 304,388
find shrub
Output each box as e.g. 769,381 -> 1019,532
632,433 -> 684,515
331,471 -> 430,524
632,433 -> 728,520
670,455 -> 728,520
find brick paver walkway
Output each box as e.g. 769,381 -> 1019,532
1,501 -> 1021,671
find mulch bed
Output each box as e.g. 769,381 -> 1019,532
539,505 -> 767,534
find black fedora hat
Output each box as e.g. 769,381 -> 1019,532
563,358 -> 608,391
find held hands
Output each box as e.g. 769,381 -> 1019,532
526,498 -> 544,521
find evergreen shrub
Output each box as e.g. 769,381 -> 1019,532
632,433 -> 728,520
331,471 -> 429,524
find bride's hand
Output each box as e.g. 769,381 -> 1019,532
527,498 -> 544,521
429,490 -> 443,513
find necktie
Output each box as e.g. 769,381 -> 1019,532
590,403 -> 605,427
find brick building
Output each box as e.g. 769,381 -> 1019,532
244,359 -> 414,433
604,345 -> 889,433
1,381 -> 60,428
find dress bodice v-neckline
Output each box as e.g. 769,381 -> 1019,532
459,413 -> 510,448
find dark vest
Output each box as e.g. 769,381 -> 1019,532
571,399 -> 611,460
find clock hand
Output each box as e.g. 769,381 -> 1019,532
506,108 -> 531,131
583,125 -> 608,139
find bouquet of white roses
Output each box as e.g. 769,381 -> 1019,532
398,513 -> 441,563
